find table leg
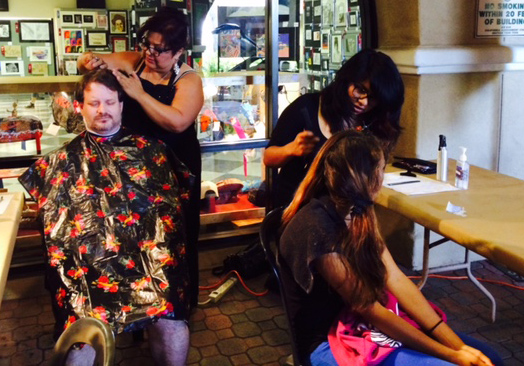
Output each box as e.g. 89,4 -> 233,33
465,250 -> 497,323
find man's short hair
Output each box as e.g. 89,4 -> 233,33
76,69 -> 124,103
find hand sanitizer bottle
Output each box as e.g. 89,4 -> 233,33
455,147 -> 470,189
436,135 -> 448,181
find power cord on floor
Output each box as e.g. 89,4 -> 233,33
408,274 -> 524,291
198,270 -> 269,306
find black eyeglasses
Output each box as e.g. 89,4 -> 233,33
351,83 -> 374,101
139,39 -> 172,57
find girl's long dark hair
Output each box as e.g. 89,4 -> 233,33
283,130 -> 387,311
320,49 -> 404,157
138,7 -> 188,54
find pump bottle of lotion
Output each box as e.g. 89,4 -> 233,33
455,147 -> 470,189
436,134 -> 448,181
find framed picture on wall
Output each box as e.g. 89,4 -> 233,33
97,14 -> 108,29
86,31 -> 108,48
74,14 -> 83,25
83,13 -> 97,28
31,63 -> 48,76
135,0 -> 161,9
0,0 -> 8,11
343,31 -> 359,58
109,10 -> 127,34
63,29 -> 84,55
1,60 -> 24,76
19,20 -> 53,42
331,32 -> 343,65
0,20 -> 11,41
321,29 -> 330,54
278,28 -> 297,61
111,37 -> 128,52
334,0 -> 348,27
28,46 -> 52,63
321,0 -> 333,26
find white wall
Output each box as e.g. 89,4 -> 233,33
0,0 -> 132,19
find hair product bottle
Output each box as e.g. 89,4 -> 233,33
455,147 -> 470,189
436,134 -> 448,181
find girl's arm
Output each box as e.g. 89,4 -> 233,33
77,51 -> 141,74
263,131 -> 320,168
315,253 -> 493,365
113,70 -> 203,133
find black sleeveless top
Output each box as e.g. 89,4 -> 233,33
122,60 -> 201,178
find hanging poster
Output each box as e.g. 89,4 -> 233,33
28,46 -> 52,63
219,30 -> 241,57
63,29 -> 84,55
4,45 -> 22,58
476,0 -> 524,36
31,63 -> 48,76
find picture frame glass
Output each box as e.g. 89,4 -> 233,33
109,11 -> 127,34
20,21 -> 52,42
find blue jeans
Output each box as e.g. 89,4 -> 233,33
310,333 -> 504,366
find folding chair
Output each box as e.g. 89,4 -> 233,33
49,317 -> 115,366
259,207 -> 304,366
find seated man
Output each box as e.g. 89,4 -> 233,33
19,69 -> 192,366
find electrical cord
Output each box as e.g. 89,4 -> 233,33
199,270 -> 269,297
408,274 -> 524,291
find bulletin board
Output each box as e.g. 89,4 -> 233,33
0,19 -> 57,77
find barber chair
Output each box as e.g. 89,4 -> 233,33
259,207 -> 304,366
49,317 -> 115,366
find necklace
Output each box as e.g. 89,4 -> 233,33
147,68 -> 172,84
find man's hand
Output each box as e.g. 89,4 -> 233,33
112,70 -> 145,101
290,130 -> 320,157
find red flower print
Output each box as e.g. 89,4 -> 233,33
93,276 -> 119,293
84,148 -> 98,162
56,288 -> 67,307
91,306 -> 108,323
128,192 -> 137,200
48,246 -> 66,267
67,266 -> 88,280
97,210 -> 106,218
152,154 -> 167,165
75,177 -> 94,195
64,316 -> 77,330
162,184 -> 171,191
138,240 -> 157,251
131,276 -> 151,291
134,136 -> 149,149
38,196 -> 47,209
122,305 -> 133,313
148,195 -> 164,204
161,215 -> 175,233
103,234 -> 121,253
157,252 -> 176,267
70,214 -> 86,238
101,169 -> 109,177
104,183 -> 123,196
159,281 -> 169,290
127,167 -> 151,181
110,150 -> 128,161
79,245 -> 87,254
35,158 -> 49,177
126,259 -> 135,269
44,222 -> 55,236
51,172 -> 70,186
58,152 -> 67,160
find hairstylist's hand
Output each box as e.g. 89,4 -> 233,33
290,131 -> 320,157
452,345 -> 494,366
112,70 -> 146,101
82,52 -> 107,71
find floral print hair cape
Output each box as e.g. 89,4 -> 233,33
19,129 -> 193,339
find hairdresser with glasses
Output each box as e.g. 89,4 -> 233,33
264,49 -> 404,208
77,6 -> 204,307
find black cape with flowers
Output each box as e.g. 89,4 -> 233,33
19,129 -> 193,338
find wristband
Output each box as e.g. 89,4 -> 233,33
427,319 -> 444,334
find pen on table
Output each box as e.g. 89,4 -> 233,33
387,180 -> 420,186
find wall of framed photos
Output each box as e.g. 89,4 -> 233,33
0,19 -> 56,77
303,0 -> 362,92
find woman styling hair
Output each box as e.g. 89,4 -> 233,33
279,130 -> 502,365
77,7 -> 203,309
264,49 -> 404,208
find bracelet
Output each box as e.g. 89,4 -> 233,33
427,319 -> 444,334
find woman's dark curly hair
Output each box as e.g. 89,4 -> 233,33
137,7 -> 189,54
320,49 -> 404,156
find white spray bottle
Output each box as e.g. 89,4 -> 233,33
436,135 -> 448,181
455,147 -> 470,189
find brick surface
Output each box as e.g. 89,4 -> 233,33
217,338 -> 248,356
232,321 -> 262,338
205,314 -> 233,330
247,345 -> 280,364
261,328 -> 290,346
191,330 -> 219,347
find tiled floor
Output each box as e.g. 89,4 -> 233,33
2,242 -> 524,365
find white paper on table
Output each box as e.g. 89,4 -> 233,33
382,172 -> 459,195
0,194 -> 13,215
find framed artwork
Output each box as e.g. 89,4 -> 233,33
343,31 -> 360,58
321,58 -> 330,71
166,0 -> 187,9
0,0 -> 8,11
27,46 -> 52,63
135,0 -> 161,9
0,20 -> 11,41
305,2 -> 313,23
74,14 -> 83,25
219,29 -> 241,57
347,10 -> 359,28
322,0 -> 333,26
331,33 -> 343,65
278,27 -> 297,61
109,10 -> 127,34
65,60 -> 78,75
31,63 -> 48,76
349,0 -> 358,4
4,45 -> 22,58
335,0 -> 348,27
135,8 -> 155,28
321,29 -> 330,54
63,29 -> 84,56
1,60 -> 24,76
62,14 -> 74,25
97,14 -> 108,29
19,20 -> 53,42
83,13 -> 97,28
86,31 -> 109,48
111,37 -> 128,52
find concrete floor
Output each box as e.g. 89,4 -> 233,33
2,245 -> 524,365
